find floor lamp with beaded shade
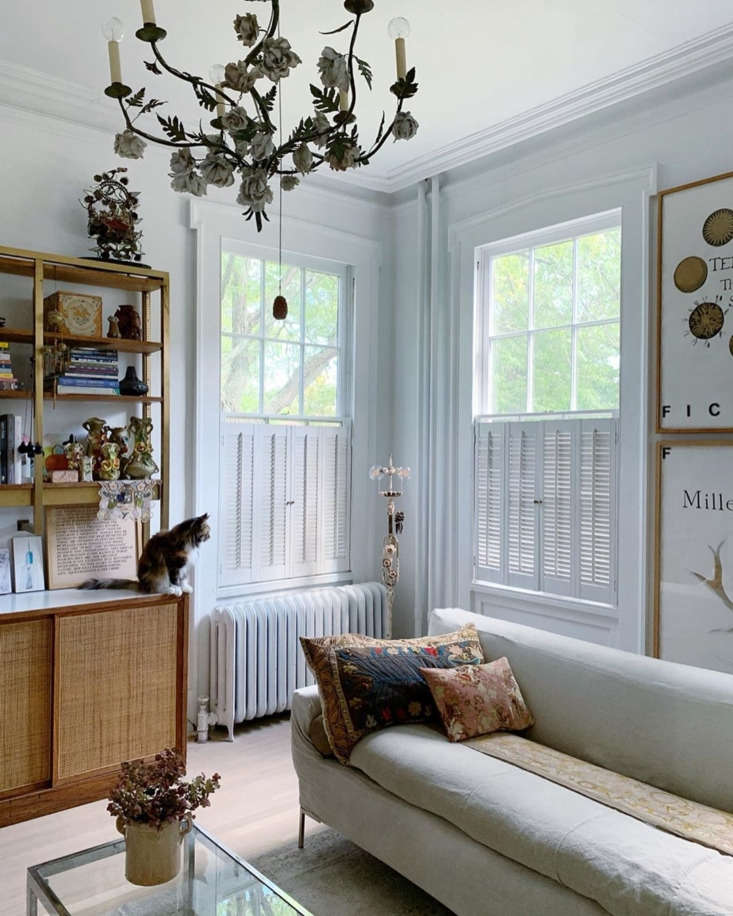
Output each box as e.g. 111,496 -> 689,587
369,456 -> 410,638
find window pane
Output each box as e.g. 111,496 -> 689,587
492,252 -> 529,334
577,229 -> 621,322
303,346 -> 338,416
532,329 -> 571,412
490,335 -> 527,414
264,262 -> 301,341
534,240 -> 572,329
305,271 -> 339,346
575,322 -> 620,410
221,335 -> 260,414
263,341 -> 301,415
221,252 -> 261,336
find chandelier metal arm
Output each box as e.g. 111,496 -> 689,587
345,14 -> 361,122
149,42 -> 240,110
116,97 -> 204,149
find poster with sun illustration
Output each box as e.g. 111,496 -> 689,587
655,442 -> 733,675
658,171 -> 733,431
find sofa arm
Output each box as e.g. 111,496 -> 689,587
292,685 -> 322,740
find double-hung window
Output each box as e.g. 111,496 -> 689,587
473,212 -> 621,604
219,243 -> 352,587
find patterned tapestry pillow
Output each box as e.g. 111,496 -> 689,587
421,657 -> 535,742
301,625 -> 485,763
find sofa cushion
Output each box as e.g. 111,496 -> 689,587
302,624 -> 484,762
429,609 -> 733,812
349,725 -> 733,916
421,657 -> 534,741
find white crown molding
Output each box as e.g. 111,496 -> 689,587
2,22 -> 733,195
385,23 -> 733,192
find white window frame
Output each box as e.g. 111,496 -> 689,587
472,211 -> 622,608
474,210 -> 621,420
220,238 -> 353,423
217,240 -> 354,590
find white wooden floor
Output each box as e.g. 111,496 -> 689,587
0,715 -> 325,915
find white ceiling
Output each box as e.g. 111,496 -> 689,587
3,1 -> 733,190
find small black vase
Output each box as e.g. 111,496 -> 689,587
119,366 -> 149,396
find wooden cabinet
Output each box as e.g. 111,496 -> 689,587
0,592 -> 188,826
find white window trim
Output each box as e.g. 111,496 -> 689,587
472,210 -> 622,610
190,197 -> 382,607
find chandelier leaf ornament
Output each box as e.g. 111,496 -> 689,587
103,0 -> 420,232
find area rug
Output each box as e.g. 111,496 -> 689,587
249,827 -> 453,915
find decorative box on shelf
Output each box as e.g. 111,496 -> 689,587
44,291 -> 103,338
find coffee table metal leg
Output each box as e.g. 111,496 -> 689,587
184,827 -> 195,912
26,873 -> 38,916
298,809 -> 305,849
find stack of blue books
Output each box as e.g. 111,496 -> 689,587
54,347 -> 120,396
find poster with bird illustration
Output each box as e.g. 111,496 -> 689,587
658,171 -> 733,431
655,442 -> 733,674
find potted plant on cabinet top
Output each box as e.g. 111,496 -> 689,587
108,748 -> 221,886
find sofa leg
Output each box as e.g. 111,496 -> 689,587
298,809 -> 305,849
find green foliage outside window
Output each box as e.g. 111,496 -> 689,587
221,253 -> 341,417
488,227 -> 620,415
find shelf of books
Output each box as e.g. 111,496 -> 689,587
0,245 -> 170,530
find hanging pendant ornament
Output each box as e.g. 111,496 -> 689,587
273,295 -> 288,320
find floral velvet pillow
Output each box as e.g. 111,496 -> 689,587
420,657 -> 534,742
301,625 -> 485,763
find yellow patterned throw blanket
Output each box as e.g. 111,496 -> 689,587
466,733 -> 733,856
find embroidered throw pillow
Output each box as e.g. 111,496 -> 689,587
301,625 -> 485,763
421,657 -> 534,742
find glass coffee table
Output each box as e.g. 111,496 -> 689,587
27,823 -> 310,915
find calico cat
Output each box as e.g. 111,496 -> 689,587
81,513 -> 210,596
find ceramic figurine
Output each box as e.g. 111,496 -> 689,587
107,426 -> 129,461
107,315 -> 121,338
119,366 -> 148,396
83,416 -> 108,479
80,456 -> 94,482
99,442 -> 121,480
115,305 -> 142,341
63,435 -> 84,471
123,415 -> 158,479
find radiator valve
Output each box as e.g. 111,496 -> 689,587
197,696 -> 217,742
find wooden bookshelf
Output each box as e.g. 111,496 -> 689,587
0,327 -> 162,354
0,245 -> 170,531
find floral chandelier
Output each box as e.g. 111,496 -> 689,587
104,0 -> 419,231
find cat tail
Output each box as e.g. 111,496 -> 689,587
79,578 -> 139,590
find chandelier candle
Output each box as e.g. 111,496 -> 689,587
104,1 -> 420,231
140,0 -> 156,25
388,17 -> 410,80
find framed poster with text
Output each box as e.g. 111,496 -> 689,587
655,441 -> 733,674
657,171 -> 733,432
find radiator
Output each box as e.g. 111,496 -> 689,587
210,582 -> 387,739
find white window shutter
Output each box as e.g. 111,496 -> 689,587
540,421 -> 574,596
254,425 -> 289,582
474,421 -> 505,583
579,419 -> 617,603
506,423 -> 539,590
218,421 -> 256,587
290,426 -> 322,578
320,422 -> 351,573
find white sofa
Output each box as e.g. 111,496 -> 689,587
291,607 -> 733,915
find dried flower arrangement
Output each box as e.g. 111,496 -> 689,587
108,748 -> 221,829
82,166 -> 145,265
